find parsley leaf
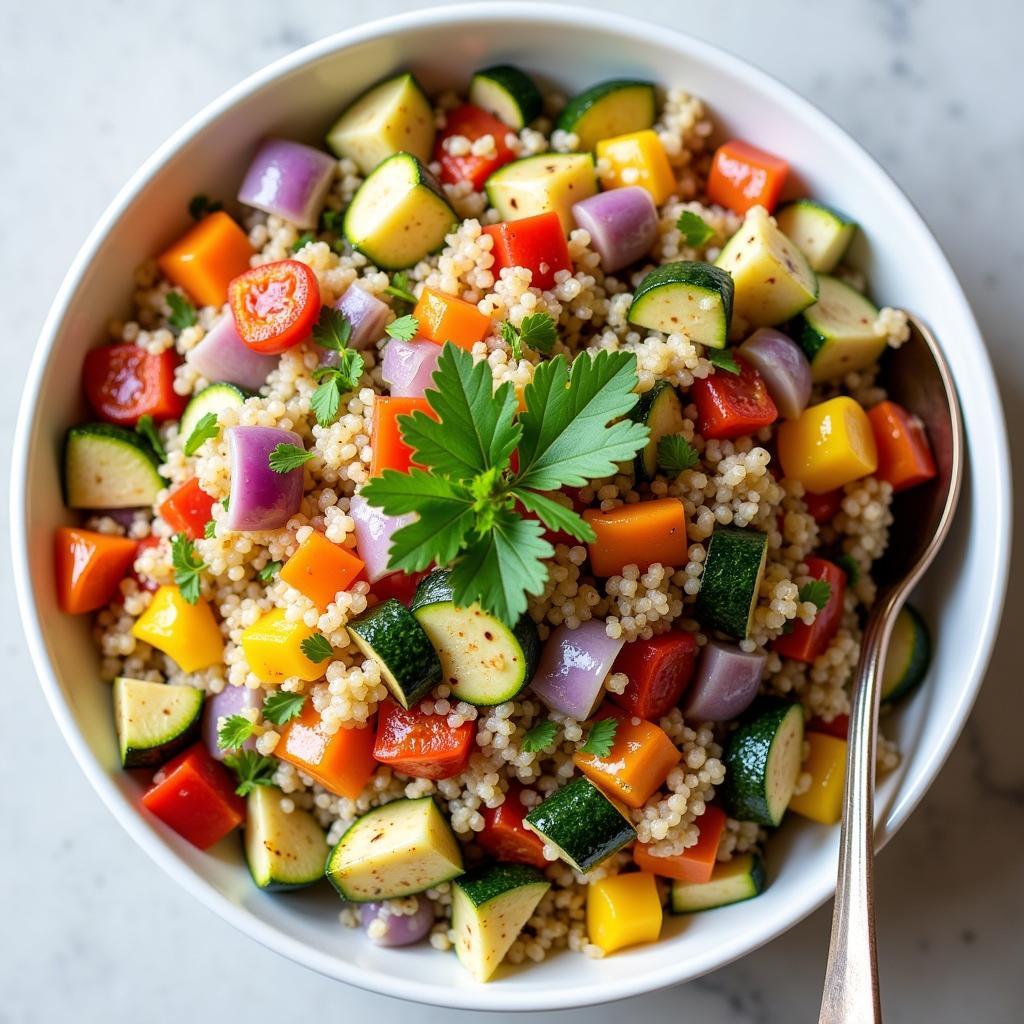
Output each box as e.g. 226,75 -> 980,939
217,713 -> 255,750
386,314 -> 419,341
311,351 -> 365,427
135,415 -> 167,462
257,560 -> 282,582
189,194 -> 223,221
836,554 -> 860,585
262,691 -> 306,725
580,717 -> 618,757
268,443 -> 314,474
518,312 -> 557,353
500,319 -> 522,361
521,719 -> 557,753
319,209 -> 343,233
384,272 -> 417,305
312,306 -> 352,352
203,518 -> 217,539
171,533 -> 206,604
167,292 -> 197,331
657,434 -> 699,476
512,488 -> 595,542
677,210 -> 715,248
300,633 -> 333,663
291,231 -> 315,252
707,348 -> 740,374
799,579 -> 833,610
223,751 -> 277,797
183,411 -> 219,457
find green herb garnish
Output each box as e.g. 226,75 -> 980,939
836,554 -> 860,585
223,751 -> 277,796
676,210 -> 715,248
268,443 -> 314,474
707,348 -> 740,374
657,434 -> 699,475
257,560 -> 282,582
167,292 -> 198,331
203,518 -> 217,540
385,314 -> 419,341
319,209 -> 343,233
580,717 -> 618,757
262,691 -> 307,726
384,272 -> 417,306
300,633 -> 333,663
291,231 -> 315,252
799,579 -> 833,610
183,411 -> 219,457
501,312 -> 557,360
188,194 -> 223,221
311,351 -> 365,427
171,533 -> 206,604
135,415 -> 166,462
521,719 -> 557,753
217,713 -> 255,751
312,306 -> 352,352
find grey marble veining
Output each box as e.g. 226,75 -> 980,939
2,1 -> 1022,1021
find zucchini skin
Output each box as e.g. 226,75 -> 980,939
629,380 -> 684,480
881,604 -> 931,704
630,261 -> 735,337
456,863 -> 548,907
472,65 -> 542,126
556,79 -> 655,138
695,527 -> 768,640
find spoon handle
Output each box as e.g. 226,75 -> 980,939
818,593 -> 901,1024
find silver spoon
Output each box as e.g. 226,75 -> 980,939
818,313 -> 964,1023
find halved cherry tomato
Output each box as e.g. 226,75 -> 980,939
609,630 -> 698,720
692,356 -> 778,440
159,478 -> 216,540
372,699 -> 475,780
774,555 -> 847,663
228,259 -> 320,355
83,345 -> 185,425
478,784 -> 548,869
435,103 -> 516,191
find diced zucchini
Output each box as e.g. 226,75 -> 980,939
776,199 -> 856,274
452,864 -> 550,981
326,72 -> 435,175
343,152 -> 456,270
484,153 -> 597,235
630,380 -> 685,481
715,208 -> 818,327
179,382 -> 247,441
469,65 -> 542,130
524,777 -> 636,873
245,785 -> 329,891
556,79 -> 657,152
628,261 -> 734,348
112,677 -> 203,769
881,604 -> 930,704
410,569 -> 539,706
790,275 -> 884,382
347,598 -> 441,709
326,797 -> 464,901
670,853 -> 766,912
695,527 -> 768,640
720,698 -> 805,826
64,423 -> 163,509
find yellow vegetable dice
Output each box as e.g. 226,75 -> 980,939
131,585 -> 223,673
777,396 -> 878,494
587,871 -> 663,954
790,732 -> 848,825
596,130 -> 677,205
241,608 -> 327,684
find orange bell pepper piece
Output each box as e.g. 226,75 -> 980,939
280,531 -> 365,610
707,140 -> 789,214
55,527 -> 138,614
867,400 -> 937,493
582,497 -> 688,577
369,396 -> 435,476
157,211 -> 255,308
276,702 -> 376,798
412,287 -> 491,351
632,804 -> 726,883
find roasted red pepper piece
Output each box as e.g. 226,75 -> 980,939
774,555 -> 847,663
609,631 -> 699,720
434,103 -> 516,191
159,478 -> 216,540
692,357 -> 778,441
867,400 -> 937,492
478,783 -> 548,869
804,488 -> 843,524
83,344 -> 185,425
807,714 -> 850,740
372,699 -> 475,780
483,211 -> 572,291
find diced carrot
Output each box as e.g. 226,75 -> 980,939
413,287 -> 491,352
55,527 -> 138,614
159,478 -> 216,540
157,211 -> 255,308
609,631 -> 698,720
582,497 -> 688,578
483,211 -> 571,291
478,784 -> 548,869
867,400 -> 937,492
369,396 -> 435,476
276,702 -> 376,798
371,699 -> 475,780
280,531 -> 364,611
574,708 -> 681,809
804,489 -> 843,524
633,805 -> 727,883
707,140 -> 789,214
774,556 -> 847,663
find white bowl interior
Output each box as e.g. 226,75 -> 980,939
12,3 -> 1010,1012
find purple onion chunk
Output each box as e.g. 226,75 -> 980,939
360,899 -> 435,947
571,187 -> 659,274
381,338 -> 442,398
186,314 -> 277,392
737,328 -> 812,420
530,620 -> 626,720
226,426 -> 305,532
328,286 -> 391,354
202,685 -> 263,760
682,639 -> 766,721
237,138 -> 336,230
349,494 -> 413,583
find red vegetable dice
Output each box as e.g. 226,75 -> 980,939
83,344 -> 186,426
609,631 -> 698,720
372,699 -> 475,780
804,489 -> 843,524
483,211 -> 572,291
370,570 -> 429,606
774,556 -> 847,663
478,784 -> 548,869
159,478 -> 216,540
692,357 -> 778,440
867,400 -> 937,492
707,140 -> 789,214
435,103 -> 516,191
808,714 -> 850,740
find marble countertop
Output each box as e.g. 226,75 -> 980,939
2,1 -> 1021,1021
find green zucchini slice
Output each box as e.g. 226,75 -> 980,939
469,65 -> 542,130
881,604 -> 930,704
695,527 -> 768,640
670,853 -> 766,912
64,423 -> 164,509
484,153 -> 597,234
245,785 -> 329,891
628,261 -> 735,348
776,199 -> 856,274
113,677 -> 203,769
179,382 -> 247,441
630,380 -> 686,481
556,79 -> 656,151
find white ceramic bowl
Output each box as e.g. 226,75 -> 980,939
12,2 -> 1011,1011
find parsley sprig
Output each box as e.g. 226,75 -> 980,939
384,272 -> 417,306
707,348 -> 740,374
300,633 -> 333,663
799,579 -> 833,610
257,560 -> 282,582
170,533 -> 206,604
262,691 -> 307,725
291,231 -> 316,252
135,415 -> 167,462
677,210 -> 715,248
836,554 -> 860,585
310,307 -> 365,426
361,343 -> 649,624
386,315 -> 419,341
167,292 -> 197,332
521,719 -> 557,753
218,714 -> 255,751
269,443 -> 314,474
183,411 -> 219,457
500,313 -> 557,361
580,717 -> 618,757
223,751 -> 277,796
657,434 -> 699,476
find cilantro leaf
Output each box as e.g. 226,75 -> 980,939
707,348 -> 740,374
291,231 -> 315,252
384,272 -> 417,305
677,210 -> 715,248
167,292 -> 198,331
580,717 -> 618,757
262,691 -> 306,725
518,312 -> 557,353
515,350 -> 648,492
312,307 -> 352,352
203,518 -> 217,539
183,411 -> 219,457
300,633 -> 333,663
311,351 -> 365,427
257,560 -> 282,582
135,415 -> 167,462
512,488 -> 595,542
171,533 -> 206,604
521,719 -> 557,753
268,443 -> 314,474
189,194 -> 223,221
223,751 -> 277,796
361,467 -> 474,517
386,314 -> 419,341
500,320 -> 522,361
799,579 -> 833,610
657,434 -> 699,475
217,713 -> 255,750
319,209 -> 343,233
836,554 -> 860,585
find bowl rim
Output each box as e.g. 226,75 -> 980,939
11,1 -> 1012,1011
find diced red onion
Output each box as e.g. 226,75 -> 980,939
186,314 -> 277,392
571,186 -> 659,274
93,508 -> 146,530
381,338 -> 442,398
681,639 -> 766,721
330,286 -> 390,353
349,494 -> 413,583
237,138 -> 336,230
737,328 -> 812,420
360,899 -> 435,946
202,685 -> 263,760
226,426 -> 305,532
530,620 -> 626,720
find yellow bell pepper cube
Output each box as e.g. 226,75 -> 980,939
587,871 -> 663,954
596,130 -> 677,205
131,585 -> 224,673
789,732 -> 848,825
777,396 -> 878,494
241,607 -> 327,684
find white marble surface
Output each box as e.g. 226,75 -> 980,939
2,1 -> 1022,1021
